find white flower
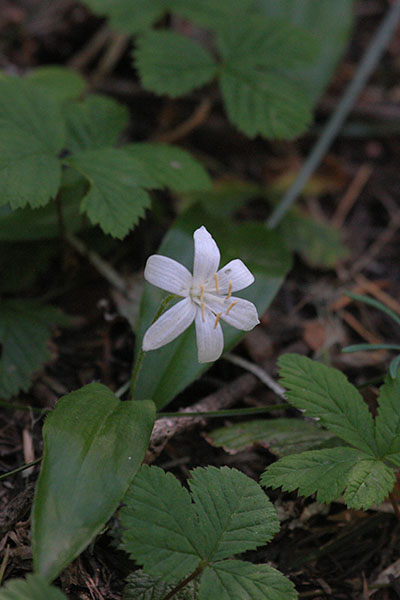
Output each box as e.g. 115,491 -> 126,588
142,226 -> 260,363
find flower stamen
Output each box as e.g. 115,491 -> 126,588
226,281 -> 233,300
200,284 -> 205,322
213,312 -> 222,329
214,273 -> 220,294
225,300 -> 237,315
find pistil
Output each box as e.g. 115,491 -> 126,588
200,284 -> 205,321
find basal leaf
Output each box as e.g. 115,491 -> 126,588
0,78 -> 64,208
277,354 -> 377,456
133,205 -> 292,409
64,95 -> 129,152
32,384 -> 155,582
120,465 -> 201,583
135,31 -> 217,97
343,458 -> 395,510
123,571 -> 198,600
0,300 -> 67,399
0,575 -> 66,600
189,466 -> 279,561
81,0 -> 169,33
261,447 -> 369,504
124,143 -> 211,191
66,148 -> 151,238
207,418 -> 340,457
375,376 -> 400,467
200,561 -> 297,600
26,66 -> 86,103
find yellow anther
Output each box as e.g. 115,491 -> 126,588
213,312 -> 222,329
225,301 -> 237,315
214,273 -> 220,294
200,284 -> 205,321
226,281 -> 233,300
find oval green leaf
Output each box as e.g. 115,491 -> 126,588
32,383 -> 155,582
0,575 -> 66,600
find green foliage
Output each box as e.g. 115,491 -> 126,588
0,300 -> 67,398
0,575 -> 66,600
207,418 -> 339,457
32,384 -> 155,582
26,66 -> 86,102
82,0 -> 169,33
121,465 -> 295,600
261,355 -> 400,510
124,571 -> 198,600
133,204 -> 292,409
135,31 -> 217,97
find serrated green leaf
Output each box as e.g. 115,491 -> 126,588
261,447 -> 369,504
0,575 -> 66,600
0,78 -> 64,208
124,143 -> 211,191
123,570 -> 198,600
26,66 -> 86,103
280,208 -> 348,268
375,376 -> 400,467
171,0 -> 257,30
277,354 -> 377,456
343,458 -> 395,510
32,384 -> 155,582
82,0 -> 169,33
207,418 -> 340,457
0,300 -> 67,398
64,94 -> 129,152
200,561 -> 297,600
189,466 -> 279,561
120,465 -> 201,583
255,0 -> 354,102
135,31 -> 217,97
66,148 -> 151,238
133,205 -> 292,409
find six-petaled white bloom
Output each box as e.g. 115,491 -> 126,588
142,226 -> 260,363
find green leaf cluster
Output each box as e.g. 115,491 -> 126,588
0,69 -> 211,239
0,575 -> 66,600
261,354 -> 400,510
120,465 -> 297,600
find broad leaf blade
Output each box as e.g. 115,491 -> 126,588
123,571 -> 198,600
133,205 -> 292,409
135,31 -> 217,97
81,0 -> 168,33
200,561 -> 297,600
207,418 -> 340,457
0,300 -> 66,398
189,466 -> 279,561
120,465 -> 200,583
172,0 -> 257,30
375,376 -> 400,467
0,575 -> 66,600
26,66 -> 86,103
32,384 -> 155,582
278,354 -> 377,456
261,447 -> 367,504
343,459 -> 395,510
124,143 -> 211,191
66,148 -> 151,238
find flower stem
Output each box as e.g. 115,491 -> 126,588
162,562 -> 206,600
129,294 -> 177,400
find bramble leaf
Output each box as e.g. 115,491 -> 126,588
375,376 -> 400,467
0,575 -> 66,600
32,385 -> 155,582
0,300 -> 67,398
66,148 -> 151,238
343,458 -> 395,510
64,95 -> 129,152
81,0 -> 169,33
123,571 -> 198,600
124,143 -> 211,191
135,31 -> 217,97
200,561 -> 297,600
277,354 -> 377,456
0,78 -> 64,208
171,0 -> 257,30
189,466 -> 279,561
26,66 -> 86,103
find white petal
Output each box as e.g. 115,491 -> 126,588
193,226 -> 220,285
142,297 -> 195,350
195,307 -> 224,363
216,259 -> 255,293
144,255 -> 192,296
206,296 -> 259,331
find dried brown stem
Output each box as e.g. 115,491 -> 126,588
153,96 -> 213,144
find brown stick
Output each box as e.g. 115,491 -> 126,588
153,96 -> 213,144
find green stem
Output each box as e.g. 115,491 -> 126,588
162,561 -> 206,600
129,294 -> 177,400
0,457 -> 42,481
0,400 -> 49,414
157,404 -> 288,419
266,0 -> 400,229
